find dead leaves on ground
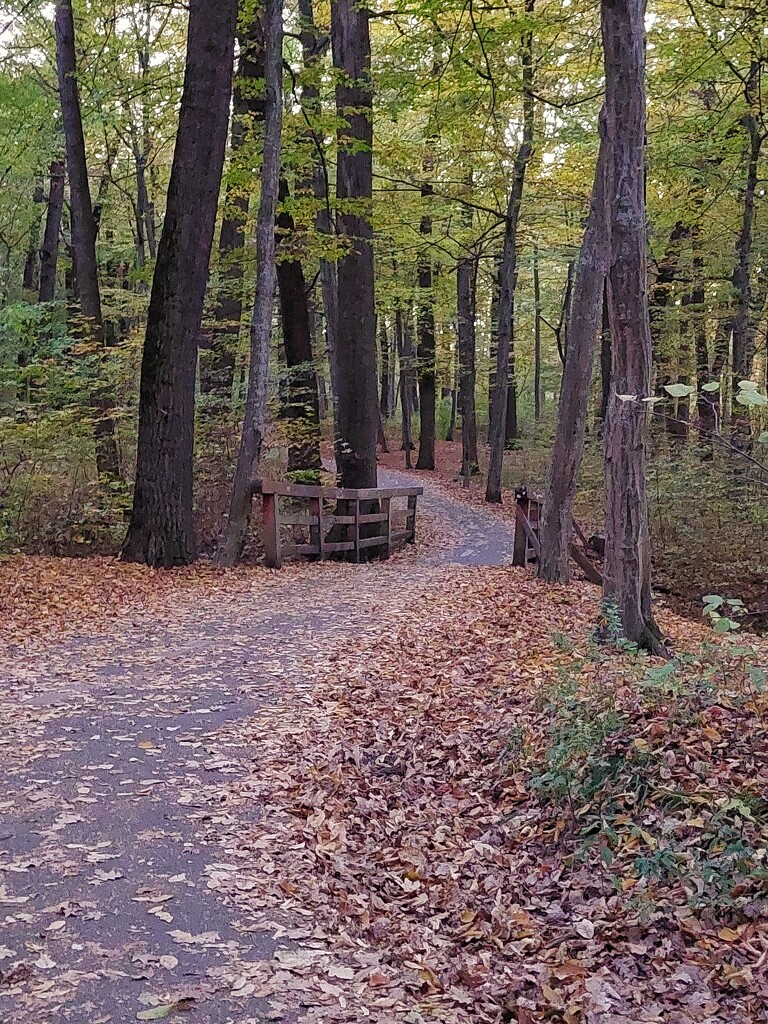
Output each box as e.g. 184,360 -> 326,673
207,570 -> 768,1023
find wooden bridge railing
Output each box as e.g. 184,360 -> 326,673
255,480 -> 423,569
513,486 -> 603,585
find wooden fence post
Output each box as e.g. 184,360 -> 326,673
513,488 -> 530,567
381,497 -> 391,558
354,498 -> 361,563
263,492 -> 282,569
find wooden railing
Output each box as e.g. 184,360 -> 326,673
513,485 -> 603,585
255,480 -> 423,569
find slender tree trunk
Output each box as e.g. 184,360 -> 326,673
731,79 -> 762,446
38,160 -> 64,303
457,208 -> 479,477
555,259 -> 574,365
692,225 -> 716,449
276,177 -> 321,473
538,118 -> 610,582
122,0 -> 238,566
217,0 -> 283,565
55,0 -> 119,480
379,316 -> 391,418
533,244 -> 542,422
331,0 -> 378,489
416,164 -> 436,470
486,0 -> 534,501
601,0 -> 664,654
23,180 -> 43,292
201,17 -> 266,402
396,308 -> 414,468
650,220 -> 689,397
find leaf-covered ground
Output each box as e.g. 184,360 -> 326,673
1,470 -> 766,1023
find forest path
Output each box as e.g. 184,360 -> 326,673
0,469 -> 514,1024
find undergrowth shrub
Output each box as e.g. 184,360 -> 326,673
510,634 -> 768,918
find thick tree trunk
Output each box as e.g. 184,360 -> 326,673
486,0 -> 534,501
457,213 -> 479,477
122,0 -> 238,566
331,0 -> 378,489
298,0 -> 341,452
415,169 -> 436,470
217,0 -> 283,566
538,119 -> 610,583
601,0 -> 664,654
276,177 -> 321,473
38,160 -> 64,303
201,17 -> 267,403
55,0 -> 119,480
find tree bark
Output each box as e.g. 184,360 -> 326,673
331,0 -> 378,490
599,284 -> 611,426
276,177 -> 321,473
533,244 -> 542,421
23,180 -> 43,292
486,0 -> 535,501
601,0 -> 664,654
538,118 -> 610,582
398,306 -> 415,467
217,0 -> 283,566
379,316 -> 391,419
122,0 -> 238,566
201,16 -> 267,403
38,160 -> 64,303
457,202 -> 479,476
730,68 -> 762,445
55,0 -> 120,480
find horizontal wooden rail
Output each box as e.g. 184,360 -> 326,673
255,478 -> 423,569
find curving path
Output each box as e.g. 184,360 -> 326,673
0,470 -> 514,1024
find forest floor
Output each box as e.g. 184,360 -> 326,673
1,465 -> 767,1023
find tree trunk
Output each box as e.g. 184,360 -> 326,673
555,259 -> 574,365
38,160 -> 64,303
415,167 -> 436,470
486,0 -> 534,502
217,0 -> 283,566
538,117 -> 610,582
122,0 -> 238,566
601,0 -> 664,654
276,177 -> 321,473
533,244 -> 542,421
692,225 -> 716,449
598,284 -> 611,426
23,180 -> 43,292
379,316 -> 391,418
201,16 -> 267,403
398,307 -> 415,467
55,0 -> 119,480
331,0 -> 378,489
297,0 -> 341,454
731,73 -> 762,446
457,207 -> 479,477
650,220 -> 689,396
